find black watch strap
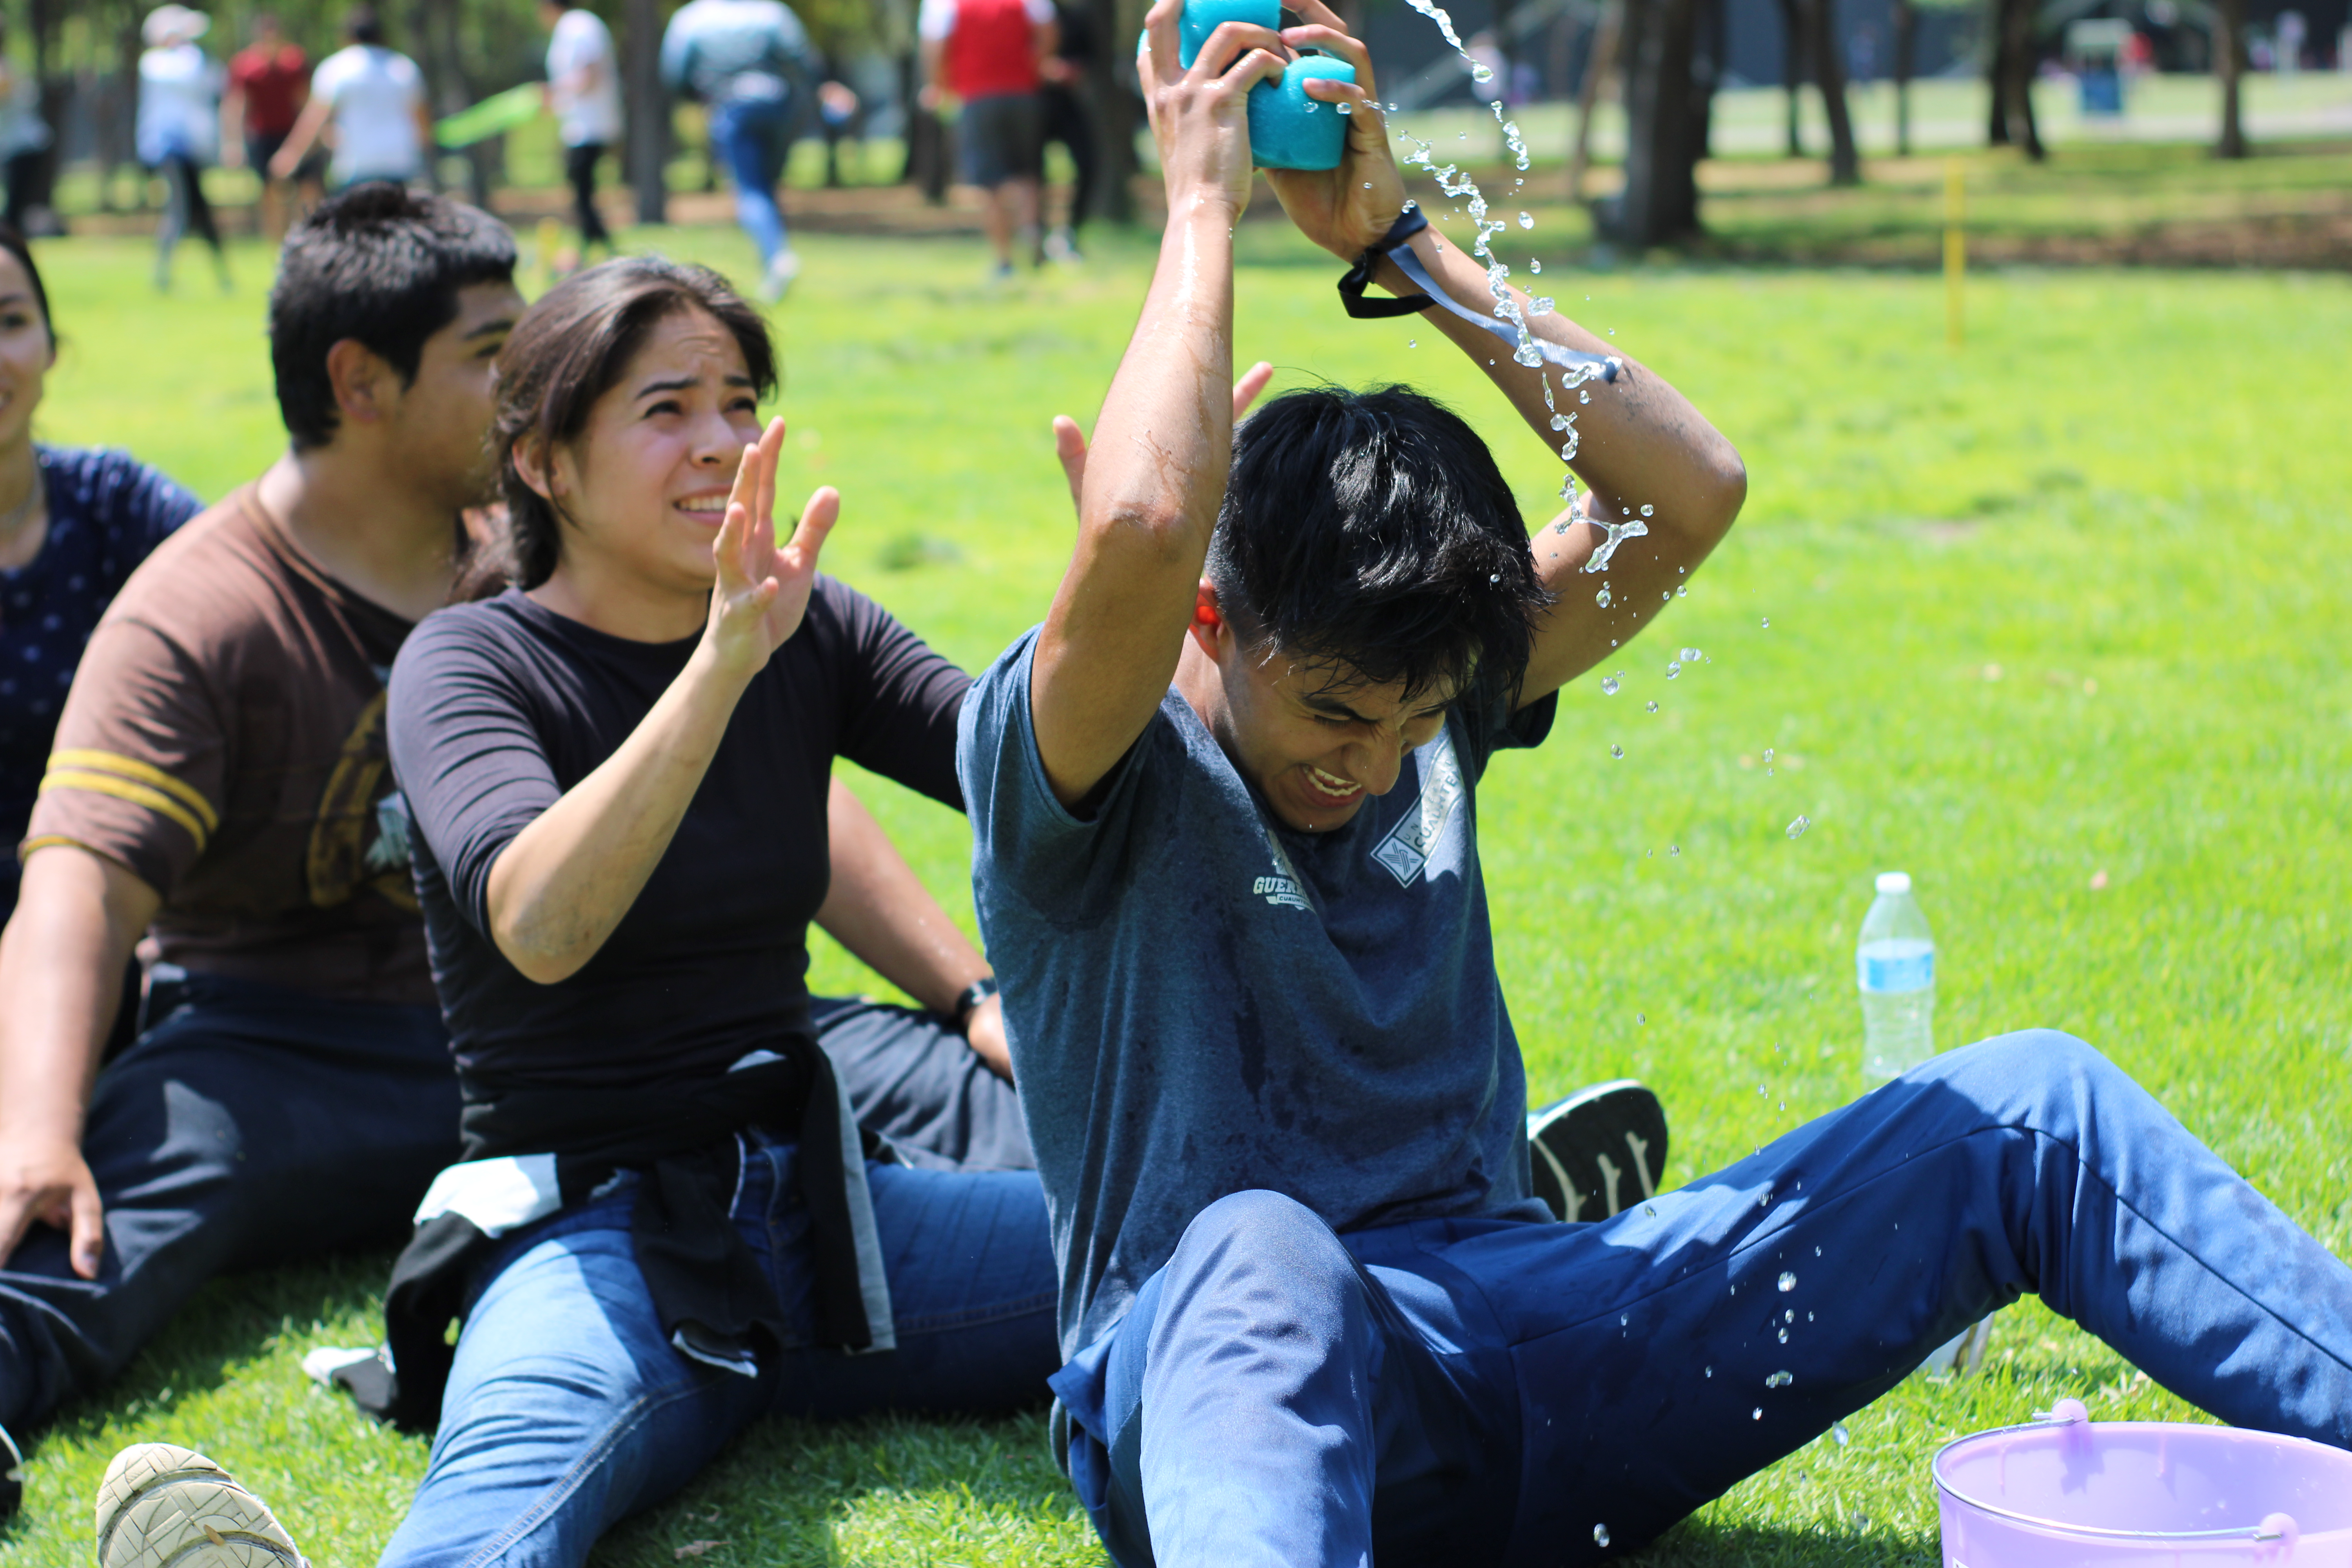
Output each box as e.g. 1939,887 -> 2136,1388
1338,207 -> 1435,319
952,976 -> 1000,1029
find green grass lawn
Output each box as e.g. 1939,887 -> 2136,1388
3,216 -> 2346,1565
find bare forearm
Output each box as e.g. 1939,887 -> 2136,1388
815,777 -> 988,1014
486,648 -> 749,984
1380,232 -> 1743,534
1032,211 -> 1237,800
0,849 -> 156,1142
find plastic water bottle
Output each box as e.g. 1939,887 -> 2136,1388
1857,871 -> 1935,1079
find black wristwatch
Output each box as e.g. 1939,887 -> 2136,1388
952,976 -> 1000,1032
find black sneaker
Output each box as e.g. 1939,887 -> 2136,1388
94,1444 -> 307,1568
1526,1079 -> 1670,1222
1,1421 -> 20,1516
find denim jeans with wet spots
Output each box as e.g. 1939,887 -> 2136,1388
1054,1031 -> 2352,1568
377,1136 -> 1058,1568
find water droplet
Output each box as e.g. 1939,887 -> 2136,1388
1593,1523 -> 1611,1548
1579,388 -> 1590,403
1470,63 -> 1494,82
1668,845 -> 1679,856
1815,1245 -> 1822,1256
1619,1313 -> 1628,1326
1766,1370 -> 1793,1387
1362,181 -> 1372,189
1680,647 -> 1701,662
1640,504 -> 1654,517
1517,211 -> 1533,229
1832,1421 -> 1850,1446
1753,1407 -> 1764,1420
1549,413 -> 1572,431
1675,584 -> 1687,597
1594,585 -> 1612,607
1636,1011 -> 1645,1025
1665,661 -> 1681,680
1489,572 -> 1500,584
1761,616 -> 1771,628
1336,101 -> 1352,114
1644,1203 -> 1657,1216
1787,815 -> 1810,839
1408,339 -> 1417,347
1530,258 -> 1542,273
1704,1365 -> 1713,1377
1778,1272 -> 1796,1291
1610,743 -> 1624,759
1784,1308 -> 1795,1322
1807,1310 -> 1815,1321
1763,748 -> 1774,763
1852,1511 -> 1869,1530
1401,198 -> 1418,212
1778,1326 -> 1790,1342
1600,674 -> 1620,695
1645,699 -> 1658,713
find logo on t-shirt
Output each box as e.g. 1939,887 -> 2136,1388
1370,729 -> 1465,888
1250,830 -> 1314,911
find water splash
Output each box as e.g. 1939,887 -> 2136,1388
1787,815 -> 1810,839
1766,1370 -> 1794,1388
1593,1524 -> 1611,1548
1665,661 -> 1681,680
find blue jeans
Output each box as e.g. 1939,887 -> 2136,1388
1057,1031 -> 2352,1568
707,95 -> 791,265
378,1134 -> 1058,1568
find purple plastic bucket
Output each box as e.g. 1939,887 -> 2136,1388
1934,1401 -> 2352,1567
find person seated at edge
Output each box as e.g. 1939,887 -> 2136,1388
0,225 -> 203,935
86,256 -> 1063,1566
0,191 -> 1035,1526
943,5 -> 2350,1564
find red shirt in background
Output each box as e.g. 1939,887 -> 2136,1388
229,43 -> 310,137
945,0 -> 1045,100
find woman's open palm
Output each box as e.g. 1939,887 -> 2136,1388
708,417 -> 839,679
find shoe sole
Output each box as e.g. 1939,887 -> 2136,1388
1527,1079 -> 1670,1223
95,1445 -> 305,1568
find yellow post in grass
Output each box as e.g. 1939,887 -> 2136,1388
1943,159 -> 1966,349
537,216 -> 562,294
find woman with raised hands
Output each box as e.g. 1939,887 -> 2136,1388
89,254 -> 1058,1568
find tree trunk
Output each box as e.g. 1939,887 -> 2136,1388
1805,0 -> 1861,184
1690,0 -> 1723,159
25,0 -> 64,230
1609,0 -> 1706,247
1084,0 -> 1140,220
1776,0 -> 1804,155
623,0 -> 670,223
2000,0 -> 2044,160
1569,0 -> 1621,200
1893,0 -> 1916,154
2214,0 -> 2246,156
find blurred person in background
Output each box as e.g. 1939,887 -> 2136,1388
0,21 -> 55,239
540,0 -> 623,267
136,4 -> 230,294
662,0 -> 819,302
221,13 -> 319,239
920,0 -> 1057,278
270,7 -> 431,191
1037,0 -> 1099,263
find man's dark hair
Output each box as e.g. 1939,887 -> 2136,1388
345,6 -> 386,44
268,184 -> 516,450
1209,385 -> 1553,708
465,254 -> 776,597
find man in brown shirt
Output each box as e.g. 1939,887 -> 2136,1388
0,185 -> 522,1458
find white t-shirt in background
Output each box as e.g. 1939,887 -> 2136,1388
547,9 -> 624,147
311,44 -> 426,185
136,44 -> 223,167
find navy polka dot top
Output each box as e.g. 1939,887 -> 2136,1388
0,446 -> 202,911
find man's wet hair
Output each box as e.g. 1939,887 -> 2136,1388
269,184 -> 517,450
1209,385 -> 1553,708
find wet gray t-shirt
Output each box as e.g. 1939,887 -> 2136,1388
960,628 -> 1557,1358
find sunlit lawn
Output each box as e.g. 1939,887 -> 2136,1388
0,210 -> 2344,1565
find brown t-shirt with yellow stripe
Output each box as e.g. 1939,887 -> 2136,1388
24,485 -> 432,1004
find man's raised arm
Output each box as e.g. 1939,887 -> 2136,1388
1260,0 -> 1746,706
1027,0 -> 1285,809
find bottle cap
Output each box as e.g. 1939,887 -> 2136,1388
1875,871 -> 1912,895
